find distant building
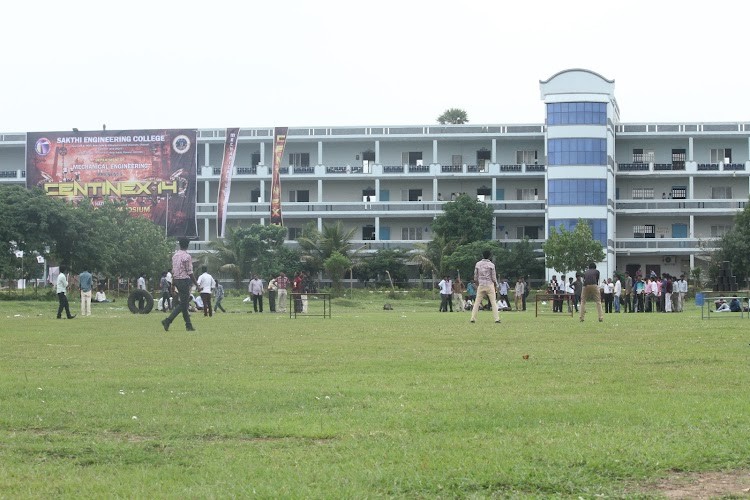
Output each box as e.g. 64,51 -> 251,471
1,69 -> 745,279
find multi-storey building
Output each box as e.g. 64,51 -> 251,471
1,68 -> 748,280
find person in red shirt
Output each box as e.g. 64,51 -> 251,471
161,238 -> 198,332
292,272 -> 304,313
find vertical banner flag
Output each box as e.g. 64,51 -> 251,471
269,127 -> 288,226
217,128 -> 240,238
26,129 -> 198,238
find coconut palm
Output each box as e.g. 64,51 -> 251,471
297,220 -> 359,272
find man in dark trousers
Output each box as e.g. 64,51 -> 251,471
579,262 -> 603,323
161,238 -> 198,332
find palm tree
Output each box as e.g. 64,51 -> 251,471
201,226 -> 245,288
410,235 -> 448,290
297,221 -> 358,272
437,108 -> 469,125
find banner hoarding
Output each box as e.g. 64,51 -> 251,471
26,129 -> 198,238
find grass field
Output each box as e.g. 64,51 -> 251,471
1,292 -> 749,498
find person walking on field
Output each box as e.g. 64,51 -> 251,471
470,250 -> 500,324
196,265 -> 216,317
580,262 -> 603,322
56,265 -> 76,319
214,282 -> 226,313
161,238 -> 199,332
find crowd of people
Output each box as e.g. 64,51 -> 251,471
51,239 -> 723,330
434,261 -> 699,325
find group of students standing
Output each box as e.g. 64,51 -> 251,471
547,268 -> 689,320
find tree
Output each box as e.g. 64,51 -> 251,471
202,224 -> 295,288
324,251 -> 351,296
431,194 -> 493,252
410,235 -> 450,289
297,220 -> 358,273
503,238 -> 545,281
0,186 -> 174,287
711,205 -> 750,284
437,108 -> 469,125
111,215 -> 173,284
355,248 -> 409,286
542,220 -> 605,276
442,241 -> 503,283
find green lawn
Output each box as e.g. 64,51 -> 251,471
1,293 -> 748,498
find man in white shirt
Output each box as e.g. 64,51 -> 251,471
613,276 -> 622,313
196,266 -> 216,317
676,274 -> 688,312
248,274 -> 264,312
438,276 -> 453,312
56,265 -> 76,319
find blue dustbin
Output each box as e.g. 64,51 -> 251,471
695,293 -> 704,306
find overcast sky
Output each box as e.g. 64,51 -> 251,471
2,0 -> 748,133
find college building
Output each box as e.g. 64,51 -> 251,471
1,68 -> 748,280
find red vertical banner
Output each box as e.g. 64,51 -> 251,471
217,128 -> 240,238
269,127 -> 288,226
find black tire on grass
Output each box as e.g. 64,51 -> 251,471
128,289 -> 154,314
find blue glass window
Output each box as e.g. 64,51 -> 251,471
548,219 -> 607,247
548,138 -> 607,166
548,179 -> 606,205
547,102 -> 607,125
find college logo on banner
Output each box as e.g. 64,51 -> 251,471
26,129 -> 198,238
217,128 -> 240,238
269,126 -> 288,226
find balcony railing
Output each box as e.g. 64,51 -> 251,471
654,162 -> 685,171
499,164 -> 522,172
196,199 -> 547,215
292,166 -> 315,174
325,165 -> 365,174
197,162 -> 550,178
441,165 -> 462,173
697,163 -> 720,171
724,163 -> 746,171
616,200 -> 747,210
615,238 -> 713,251
525,164 -> 546,172
408,165 -> 430,173
618,163 -> 650,171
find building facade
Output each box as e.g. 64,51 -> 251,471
1,68 -> 749,280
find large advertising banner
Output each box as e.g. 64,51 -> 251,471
216,128 -> 240,238
269,126 -> 288,226
26,129 -> 198,238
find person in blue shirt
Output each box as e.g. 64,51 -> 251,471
78,268 -> 93,317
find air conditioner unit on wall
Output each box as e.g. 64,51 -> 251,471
663,256 -> 673,264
